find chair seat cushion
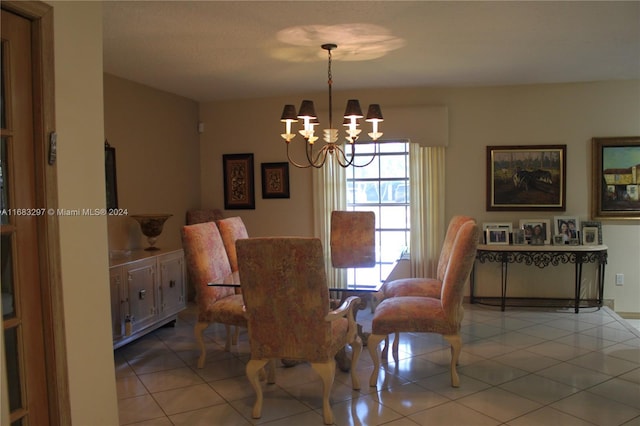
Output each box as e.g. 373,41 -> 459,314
372,296 -> 457,336
383,278 -> 442,299
199,293 -> 246,326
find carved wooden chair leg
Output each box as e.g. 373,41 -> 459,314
246,359 -> 269,419
350,336 -> 363,390
194,321 -> 209,369
367,333 -> 387,387
311,361 -> 336,425
444,334 -> 462,387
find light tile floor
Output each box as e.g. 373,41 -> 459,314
115,302 -> 640,425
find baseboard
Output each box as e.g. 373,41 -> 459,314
618,311 -> 640,320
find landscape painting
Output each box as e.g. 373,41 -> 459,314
487,145 -> 566,211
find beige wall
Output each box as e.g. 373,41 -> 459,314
103,74 -> 201,251
52,1 -> 119,424
200,80 -> 640,313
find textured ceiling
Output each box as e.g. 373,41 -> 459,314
102,1 -> 640,102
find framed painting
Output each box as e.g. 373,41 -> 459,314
222,153 -> 255,210
105,141 -> 118,210
261,162 -> 290,199
487,145 -> 566,211
591,136 -> 640,220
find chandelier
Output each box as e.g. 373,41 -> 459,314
280,44 -> 384,168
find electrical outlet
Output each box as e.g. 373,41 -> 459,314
615,273 -> 624,286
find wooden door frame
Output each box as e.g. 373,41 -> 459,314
1,2 -> 69,424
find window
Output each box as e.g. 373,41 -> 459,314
345,141 -> 410,287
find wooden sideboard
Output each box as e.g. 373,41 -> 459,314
109,248 -> 186,349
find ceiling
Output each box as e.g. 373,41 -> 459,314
102,1 -> 640,103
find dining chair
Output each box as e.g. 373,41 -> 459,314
330,210 -> 375,268
367,220 -> 481,388
215,216 -> 249,273
377,215 -> 476,300
181,222 -> 246,368
236,237 -> 362,425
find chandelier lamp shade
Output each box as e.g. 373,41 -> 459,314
280,44 -> 384,168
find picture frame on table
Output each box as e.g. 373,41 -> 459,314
482,222 -> 513,244
553,234 -> 565,245
261,162 -> 290,199
486,144 -> 566,211
222,153 -> 255,210
553,215 -> 579,244
580,221 -> 603,245
485,228 -> 509,245
591,136 -> 640,220
519,219 -> 551,245
582,227 -> 599,245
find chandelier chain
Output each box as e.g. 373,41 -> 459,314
327,47 -> 333,130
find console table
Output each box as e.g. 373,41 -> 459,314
471,244 -> 608,313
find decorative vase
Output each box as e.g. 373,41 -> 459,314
130,214 -> 173,251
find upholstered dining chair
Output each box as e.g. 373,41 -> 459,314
377,215 -> 476,300
330,210 -> 376,268
216,216 -> 249,273
236,237 -> 363,425
185,208 -> 225,225
181,222 -> 246,368
367,220 -> 481,388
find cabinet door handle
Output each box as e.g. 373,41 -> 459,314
169,280 -> 176,288
139,289 -> 146,300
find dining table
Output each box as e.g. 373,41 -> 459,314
208,256 -> 408,372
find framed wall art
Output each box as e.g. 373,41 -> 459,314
487,145 -> 566,211
105,141 -> 118,210
591,136 -> 640,220
261,162 -> 290,199
222,153 -> 255,210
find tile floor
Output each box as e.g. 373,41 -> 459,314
115,302 -> 640,425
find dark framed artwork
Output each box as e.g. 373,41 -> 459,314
261,162 -> 290,199
591,136 -> 640,220
222,153 -> 255,210
105,141 -> 118,210
487,145 -> 566,211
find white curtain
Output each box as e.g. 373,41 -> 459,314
312,155 -> 346,287
409,144 -> 446,278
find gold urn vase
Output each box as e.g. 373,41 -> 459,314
130,214 -> 173,251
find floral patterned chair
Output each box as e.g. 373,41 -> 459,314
215,216 -> 249,273
367,220 -> 481,388
330,210 -> 375,268
236,237 -> 363,425
181,222 -> 246,368
377,215 -> 476,300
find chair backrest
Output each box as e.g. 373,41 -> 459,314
330,210 -> 375,268
181,222 -> 235,311
236,237 -> 333,362
186,208 -> 224,225
216,216 -> 249,272
440,220 -> 481,322
437,216 -> 476,281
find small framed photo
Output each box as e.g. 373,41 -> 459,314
519,219 -> 551,245
582,227 -> 599,245
261,162 -> 290,199
482,222 -> 513,244
580,221 -> 603,245
553,216 -> 579,244
513,229 -> 526,245
486,228 -> 509,245
553,234 -> 565,245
